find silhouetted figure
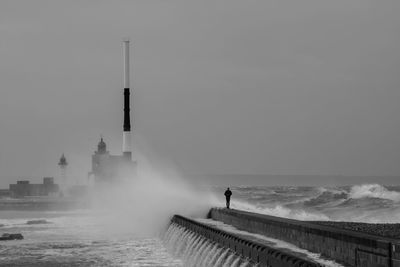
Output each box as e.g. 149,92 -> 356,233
224,188 -> 232,209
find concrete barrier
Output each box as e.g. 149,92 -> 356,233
172,215 -> 323,267
210,208 -> 400,267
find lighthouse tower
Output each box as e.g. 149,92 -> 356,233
122,39 -> 132,160
58,153 -> 68,194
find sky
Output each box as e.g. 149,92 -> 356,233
0,1 -> 400,187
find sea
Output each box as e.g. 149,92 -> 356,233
1,183 -> 400,266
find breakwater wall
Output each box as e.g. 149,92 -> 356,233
171,215 -> 323,266
210,208 -> 400,267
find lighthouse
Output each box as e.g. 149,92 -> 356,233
122,39 -> 132,160
89,39 -> 137,183
58,153 -> 68,193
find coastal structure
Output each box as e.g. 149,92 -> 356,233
122,39 -> 132,160
90,137 -> 136,182
89,40 -> 136,183
0,189 -> 11,198
9,177 -> 59,197
168,208 -> 400,267
58,153 -> 68,193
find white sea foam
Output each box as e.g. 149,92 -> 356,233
225,199 -> 330,221
210,183 -> 400,223
163,223 -> 251,267
349,184 -> 400,202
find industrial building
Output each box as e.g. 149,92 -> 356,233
9,177 -> 59,197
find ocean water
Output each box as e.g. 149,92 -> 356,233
0,210 -> 181,266
219,183 -> 400,223
1,183 -> 400,266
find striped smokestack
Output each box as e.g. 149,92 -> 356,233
122,39 -> 132,159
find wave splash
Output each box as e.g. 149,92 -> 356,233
222,184 -> 400,223
349,184 -> 400,202
163,223 -> 251,267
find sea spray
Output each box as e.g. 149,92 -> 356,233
349,184 -> 400,202
228,199 -> 329,221
214,248 -> 230,266
174,230 -> 191,255
183,234 -> 200,256
163,223 -> 249,266
194,242 -> 213,266
207,247 -> 223,266
213,184 -> 400,223
192,240 -> 209,264
88,154 -> 217,238
223,253 -> 236,267
198,243 -> 215,266
183,235 -> 202,261
232,258 -> 241,267
231,257 -> 241,267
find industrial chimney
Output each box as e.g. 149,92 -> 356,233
122,39 -> 132,159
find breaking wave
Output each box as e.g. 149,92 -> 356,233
349,184 -> 400,202
229,200 -> 329,221
220,184 -> 400,223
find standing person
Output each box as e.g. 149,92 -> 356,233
224,188 -> 232,209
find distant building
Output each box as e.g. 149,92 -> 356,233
58,153 -> 68,187
9,177 -> 59,197
0,189 -> 11,198
90,137 -> 137,183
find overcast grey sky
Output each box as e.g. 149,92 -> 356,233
0,1 -> 400,186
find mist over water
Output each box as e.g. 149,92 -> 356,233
0,157 -> 218,266
88,155 -> 217,237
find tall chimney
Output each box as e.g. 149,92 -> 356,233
122,39 -> 132,159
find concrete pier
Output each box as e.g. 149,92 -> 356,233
172,215 -> 324,266
209,208 -> 400,267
